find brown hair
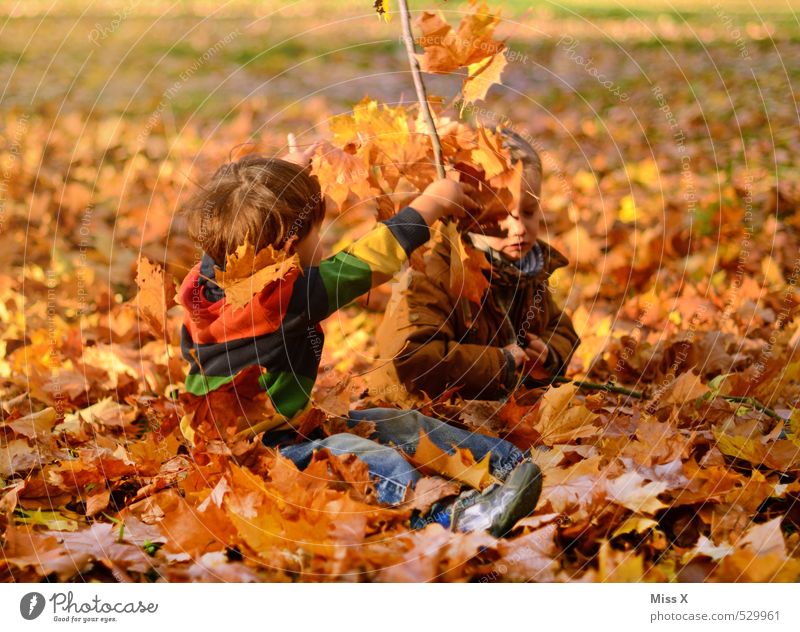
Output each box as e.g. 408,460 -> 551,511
180,154 -> 325,264
498,127 -> 543,196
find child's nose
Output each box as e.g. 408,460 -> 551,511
506,215 -> 527,237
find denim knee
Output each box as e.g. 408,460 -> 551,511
285,433 -> 420,506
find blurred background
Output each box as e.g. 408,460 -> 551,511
2,0 -> 798,395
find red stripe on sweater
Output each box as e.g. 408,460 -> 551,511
178,262 -> 299,344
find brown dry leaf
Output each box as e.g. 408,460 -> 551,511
606,471 -> 669,514
660,370 -> 710,407
415,2 -> 505,75
495,523 -> 558,581
472,123 -> 511,179
373,525 -> 496,582
534,384 -> 599,446
312,371 -> 352,417
596,539 -> 648,582
84,488 -> 111,517
2,407 -> 57,440
0,524 -> 86,581
539,454 -> 606,518
711,517 -> 800,581
713,429 -> 800,473
214,239 -> 300,311
0,439 -> 44,477
612,516 -> 659,539
223,461 -> 384,558
405,476 -> 462,514
496,394 -> 543,448
71,398 -> 138,430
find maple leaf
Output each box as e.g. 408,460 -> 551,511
612,516 -> 659,539
405,430 -> 498,490
415,2 -> 505,73
311,370 -> 352,417
606,471 -> 669,514
1,407 -> 57,440
212,238 -> 300,312
659,369 -> 710,407
496,394 -> 543,448
15,508 -> 80,531
442,221 -> 491,305
404,476 -> 461,514
713,428 -> 800,473
134,256 -> 176,340
462,50 -> 508,105
311,140 -> 376,212
159,495 -> 236,558
222,461 -> 388,558
0,439 -> 43,478
495,523 -> 558,581
596,539 -> 648,582
533,384 -> 599,446
537,454 -> 606,518
472,123 -> 511,179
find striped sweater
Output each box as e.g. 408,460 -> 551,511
178,206 -> 431,421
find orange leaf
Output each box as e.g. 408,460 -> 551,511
405,431 -> 498,490
445,221 -> 491,305
134,256 -> 176,339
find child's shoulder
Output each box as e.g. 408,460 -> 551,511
535,238 -> 570,275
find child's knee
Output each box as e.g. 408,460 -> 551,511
320,432 -> 385,456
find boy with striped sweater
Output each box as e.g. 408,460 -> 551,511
177,150 -> 542,537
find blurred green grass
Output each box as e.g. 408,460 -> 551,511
0,0 -> 797,122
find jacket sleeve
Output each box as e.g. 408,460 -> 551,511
539,289 -> 581,377
288,206 -> 431,323
383,270 -> 513,399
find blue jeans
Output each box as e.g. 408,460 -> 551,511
277,408 -> 524,505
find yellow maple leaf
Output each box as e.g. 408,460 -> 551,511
472,123 -> 511,179
534,384 -> 599,446
462,50 -> 508,105
212,239 -> 300,312
406,431 -> 498,490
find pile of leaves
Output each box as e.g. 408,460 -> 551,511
2,1 -> 800,581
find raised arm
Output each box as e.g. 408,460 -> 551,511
286,179 -> 478,323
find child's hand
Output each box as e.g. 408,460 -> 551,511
502,342 -> 529,369
521,333 -> 551,379
410,178 -> 480,226
283,133 -> 321,167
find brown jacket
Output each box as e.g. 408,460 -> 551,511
371,235 -> 580,402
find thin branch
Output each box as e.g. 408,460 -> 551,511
534,375 -> 787,423
397,0 -> 446,179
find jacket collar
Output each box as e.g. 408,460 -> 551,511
466,234 -> 569,280
536,238 -> 570,275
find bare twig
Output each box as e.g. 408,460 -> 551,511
538,375 -> 786,423
397,0 -> 446,178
